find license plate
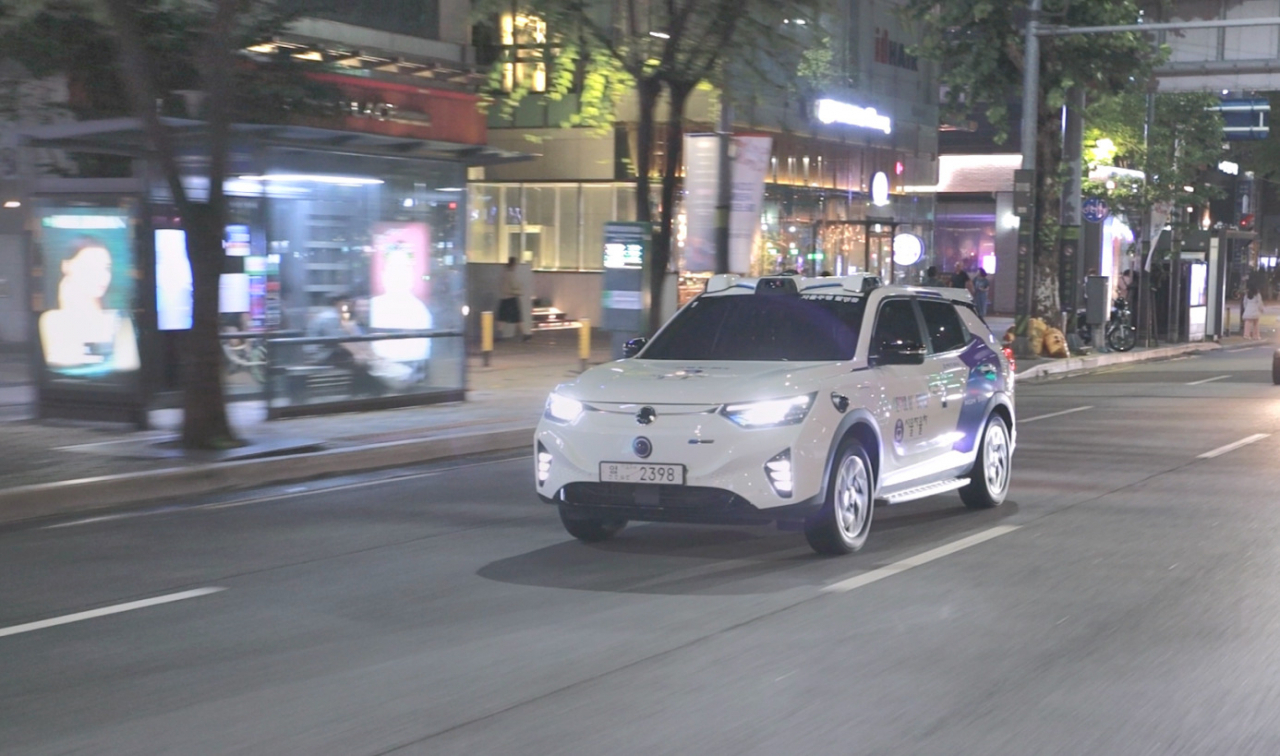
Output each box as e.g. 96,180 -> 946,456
599,462 -> 685,485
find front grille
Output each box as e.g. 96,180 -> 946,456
562,482 -> 745,510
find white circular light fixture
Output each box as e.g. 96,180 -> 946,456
871,171 -> 890,207
892,233 -> 923,266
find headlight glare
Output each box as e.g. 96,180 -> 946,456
722,393 -> 815,428
545,393 -> 585,424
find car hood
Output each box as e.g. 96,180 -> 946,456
556,359 -> 849,405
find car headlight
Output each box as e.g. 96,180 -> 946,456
545,392 -> 585,424
721,393 -> 815,428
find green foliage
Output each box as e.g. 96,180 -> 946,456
902,0 -> 1165,141
1082,91 -> 1225,218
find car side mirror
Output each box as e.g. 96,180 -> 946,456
871,339 -> 927,366
622,337 -> 648,358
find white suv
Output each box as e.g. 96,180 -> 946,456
534,274 -> 1016,555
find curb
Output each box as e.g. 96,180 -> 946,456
1016,342 -> 1221,381
0,426 -> 536,527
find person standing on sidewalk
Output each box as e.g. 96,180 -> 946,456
1242,283 -> 1266,340
972,268 -> 991,321
498,257 -> 531,341
951,260 -> 973,294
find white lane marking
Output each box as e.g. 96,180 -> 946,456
1020,406 -> 1093,424
43,513 -> 146,530
1186,375 -> 1232,386
1198,433 -> 1271,460
0,588 -> 225,639
823,525 -> 1020,594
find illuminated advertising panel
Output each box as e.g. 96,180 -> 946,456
369,222 -> 432,371
36,203 -> 140,379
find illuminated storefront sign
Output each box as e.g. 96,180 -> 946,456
871,172 -> 891,207
892,233 -> 923,266
814,99 -> 892,135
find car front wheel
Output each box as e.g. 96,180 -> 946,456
960,415 -> 1012,509
805,439 -> 874,555
558,506 -> 627,542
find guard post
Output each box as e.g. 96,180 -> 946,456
481,310 -> 493,366
578,317 -> 591,373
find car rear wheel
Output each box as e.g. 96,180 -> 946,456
960,415 -> 1012,509
805,439 -> 874,555
558,506 -> 627,542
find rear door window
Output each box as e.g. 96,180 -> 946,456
918,299 -> 970,354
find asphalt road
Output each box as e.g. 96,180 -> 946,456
4,343 -> 1280,755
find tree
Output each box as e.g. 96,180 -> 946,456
1,0 -> 306,449
1081,91 -> 1225,237
902,0 -> 1166,319
476,0 -> 823,333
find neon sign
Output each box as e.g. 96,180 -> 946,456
814,99 -> 892,135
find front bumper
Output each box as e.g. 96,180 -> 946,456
535,407 -> 831,523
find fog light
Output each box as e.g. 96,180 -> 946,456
765,449 -> 793,498
537,442 -> 553,485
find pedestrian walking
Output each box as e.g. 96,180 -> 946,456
1242,283 -> 1266,340
498,256 -> 531,341
951,260 -> 972,294
973,268 -> 991,320
922,265 -> 944,287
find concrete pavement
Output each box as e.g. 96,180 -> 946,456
3,345 -> 1280,754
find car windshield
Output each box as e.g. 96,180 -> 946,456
641,294 -> 865,361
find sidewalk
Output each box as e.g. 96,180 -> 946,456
0,333 -> 603,523
0,326 -> 1248,525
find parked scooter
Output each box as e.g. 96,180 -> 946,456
1076,297 -> 1136,352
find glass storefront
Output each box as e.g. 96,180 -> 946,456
468,182 -> 638,270
468,180 -> 934,284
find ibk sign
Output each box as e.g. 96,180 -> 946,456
874,28 -> 919,72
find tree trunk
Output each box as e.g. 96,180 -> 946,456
180,203 -> 236,449
632,76 -> 660,333
649,81 -> 694,334
1033,98 -> 1064,326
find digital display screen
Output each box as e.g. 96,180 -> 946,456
156,226 -> 259,330
37,204 -> 140,378
156,229 -> 193,331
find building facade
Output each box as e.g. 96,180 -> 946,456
471,0 -> 939,324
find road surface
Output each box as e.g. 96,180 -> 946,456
3,344 -> 1280,755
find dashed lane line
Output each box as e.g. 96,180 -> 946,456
1198,433 -> 1271,460
823,526 -> 1020,593
1186,375 -> 1232,386
0,588 -> 225,639
1020,406 -> 1093,424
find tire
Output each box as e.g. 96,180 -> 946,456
804,439 -> 875,555
1272,350 -> 1280,385
558,506 -> 627,543
960,415 -> 1012,509
1107,322 -> 1136,352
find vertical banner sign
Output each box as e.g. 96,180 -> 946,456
684,134 -> 773,275
682,134 -> 719,273
1013,169 -> 1036,337
1059,225 -> 1080,315
729,136 -> 772,274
